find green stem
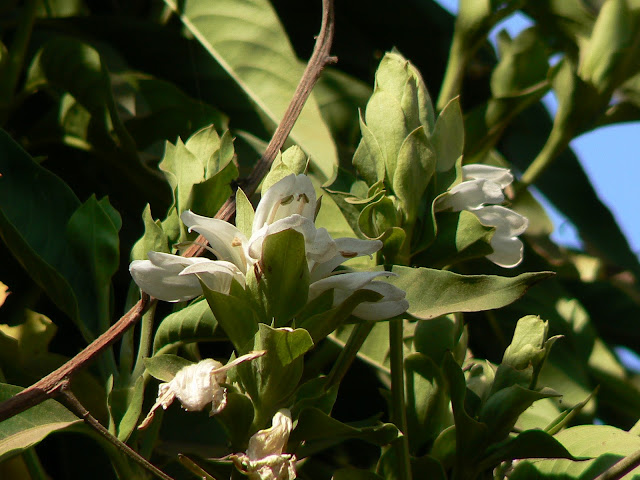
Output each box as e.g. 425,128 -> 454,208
594,447 -> 640,480
132,302 -> 157,379
324,322 -> 374,391
389,318 -> 412,480
436,37 -> 467,111
518,126 -> 572,189
0,0 -> 37,125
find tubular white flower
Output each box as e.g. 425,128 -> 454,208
434,164 -> 528,268
309,237 -> 383,283
232,409 -> 297,480
129,252 -> 242,302
309,271 -> 409,321
139,352 -> 265,430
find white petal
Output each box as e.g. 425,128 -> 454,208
435,179 -> 505,211
253,174 -> 316,231
350,282 -> 409,321
309,271 -> 395,299
486,235 -> 524,268
462,164 -> 513,188
474,205 -> 529,236
169,359 -> 226,412
181,210 -> 249,273
129,253 -> 210,302
310,238 -> 383,282
247,409 -> 293,461
180,260 -> 246,292
472,206 -> 528,268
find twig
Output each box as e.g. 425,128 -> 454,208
57,383 -> 174,480
0,294 -> 150,422
594,449 -> 640,480
0,0 -> 336,421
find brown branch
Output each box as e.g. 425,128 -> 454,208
58,385 -> 175,480
0,0 -> 336,422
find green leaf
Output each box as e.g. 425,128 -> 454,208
201,282 -> 259,353
414,210 -> 494,266
108,376 -> 145,442
26,36 -> 111,117
256,229 -> 310,326
235,188 -> 255,240
211,392 -> 254,449
66,195 -> 121,336
579,0 -> 634,93
0,130 -> 121,340
236,324 -> 313,416
262,146 -> 308,193
164,0 -> 337,182
386,266 -> 553,320
413,315 -> 463,366
143,354 -> 192,383
153,299 -> 218,354
480,429 -> 576,470
479,385 -> 560,443
512,425 -> 640,478
404,353 -> 448,453
442,353 -> 489,476
290,407 -> 398,447
353,114 -> 386,185
0,383 -> 83,462
118,72 -> 228,149
393,126 -> 435,223
433,97 -> 464,173
131,204 -> 171,261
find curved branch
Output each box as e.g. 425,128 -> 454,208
0,0 -> 336,423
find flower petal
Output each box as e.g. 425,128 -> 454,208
181,210 -> 249,272
435,179 -> 505,211
179,260 -> 246,293
462,164 -> 513,188
350,281 -> 410,321
309,238 -> 383,282
309,271 -> 395,299
129,253 -> 211,302
247,409 -> 293,461
253,174 -> 317,231
473,205 -> 528,268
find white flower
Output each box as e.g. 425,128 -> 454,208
129,251 -> 244,302
138,351 -> 265,430
435,164 -> 528,268
181,174 -> 384,281
232,409 -> 296,480
309,271 -> 409,321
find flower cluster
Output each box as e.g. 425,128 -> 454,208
435,164 -> 529,268
130,174 -> 409,320
231,409 -> 297,480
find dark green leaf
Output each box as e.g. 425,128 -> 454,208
153,299 -> 218,355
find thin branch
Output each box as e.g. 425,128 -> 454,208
57,384 -> 175,480
0,0 -> 336,421
0,294 -> 150,422
594,449 -> 640,480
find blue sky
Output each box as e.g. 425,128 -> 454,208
434,0 -> 640,256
